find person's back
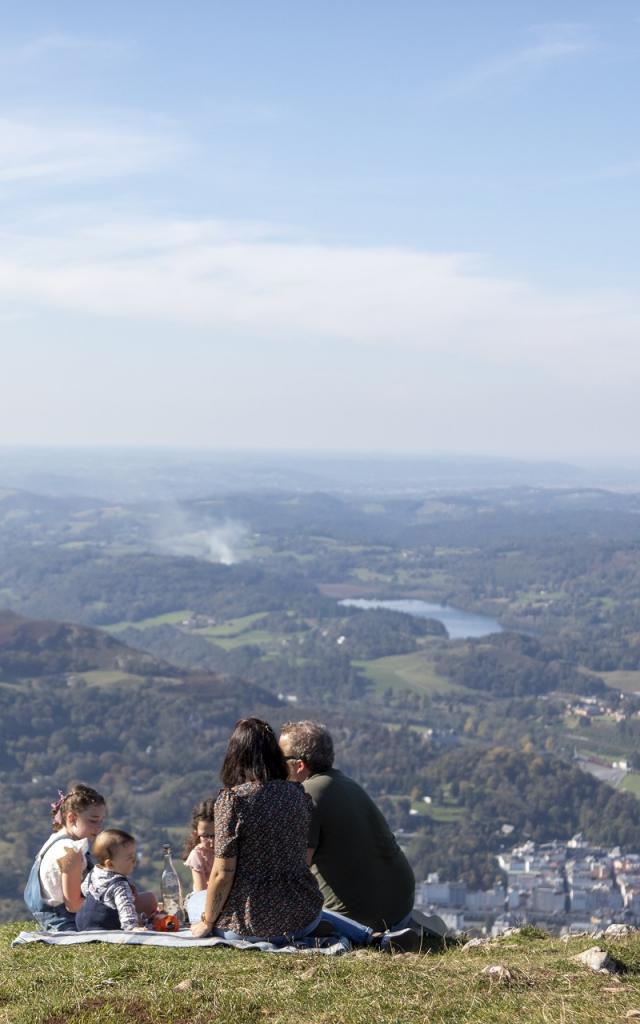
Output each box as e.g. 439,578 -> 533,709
280,722 -> 415,931
305,768 -> 414,929
214,779 -> 323,937
190,717 -> 326,945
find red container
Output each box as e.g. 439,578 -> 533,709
153,913 -> 180,932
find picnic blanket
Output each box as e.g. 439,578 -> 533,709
11,929 -> 350,955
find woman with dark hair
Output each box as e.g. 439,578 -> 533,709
189,717 -> 323,943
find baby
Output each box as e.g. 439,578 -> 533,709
75,828 -> 144,931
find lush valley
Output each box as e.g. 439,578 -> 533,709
3,476 -> 640,922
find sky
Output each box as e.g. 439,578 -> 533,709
1,1 -> 639,459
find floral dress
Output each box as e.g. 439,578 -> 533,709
214,779 -> 323,937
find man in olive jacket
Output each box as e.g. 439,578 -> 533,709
279,720 -> 415,931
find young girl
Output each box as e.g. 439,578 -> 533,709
183,799 -> 216,892
25,784 -> 106,931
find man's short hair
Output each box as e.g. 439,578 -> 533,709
92,828 -> 135,866
280,721 -> 334,773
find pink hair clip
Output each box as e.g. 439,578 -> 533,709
50,789 -> 67,826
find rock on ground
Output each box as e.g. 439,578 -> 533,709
605,923 -> 636,937
572,947 -> 621,974
480,965 -> 513,985
173,979 -> 203,992
462,937 -> 491,951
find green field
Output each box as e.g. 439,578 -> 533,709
351,567 -> 392,582
202,612 -> 269,637
105,610 -> 278,652
202,629 -> 277,652
198,613 -> 282,652
621,772 -> 640,798
356,651 -> 461,696
79,670 -> 152,688
598,670 -> 640,694
73,670 -> 182,690
106,609 -> 192,632
563,717 -> 629,761
392,569 -> 438,587
424,801 -> 466,823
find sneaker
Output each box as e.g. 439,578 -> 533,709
410,909 -> 448,938
380,927 -> 422,953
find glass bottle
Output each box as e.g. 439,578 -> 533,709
160,844 -> 184,924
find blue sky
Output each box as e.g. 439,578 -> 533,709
2,2 -> 639,457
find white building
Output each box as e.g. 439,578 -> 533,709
465,886 -> 506,914
530,886 -> 565,915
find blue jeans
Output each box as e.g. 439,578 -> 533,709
214,909 -> 412,946
211,910 -> 324,946
185,891 -> 409,945
34,905 -> 77,932
321,908 -> 412,940
319,909 -> 373,943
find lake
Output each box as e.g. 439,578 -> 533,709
338,598 -> 502,639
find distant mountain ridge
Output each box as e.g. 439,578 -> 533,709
0,609 -> 177,680
0,609 -> 278,709
0,449 -> 590,502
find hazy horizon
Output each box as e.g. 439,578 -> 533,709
3,445 -> 640,504
2,443 -> 640,469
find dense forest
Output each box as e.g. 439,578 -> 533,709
408,745 -> 640,886
432,633 -> 607,698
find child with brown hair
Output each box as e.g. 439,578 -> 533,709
24,784 -> 106,931
183,798 -> 216,892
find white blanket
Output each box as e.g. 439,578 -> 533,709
11,928 -> 349,955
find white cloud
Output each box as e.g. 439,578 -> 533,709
444,23 -> 593,96
0,214 -> 637,387
1,31 -> 130,65
1,216 -> 637,457
0,115 -> 186,185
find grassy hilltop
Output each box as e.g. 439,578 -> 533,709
4,923 -> 640,1024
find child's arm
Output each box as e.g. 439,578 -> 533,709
57,846 -> 85,912
112,878 -> 141,931
185,847 -> 212,892
191,867 -> 208,892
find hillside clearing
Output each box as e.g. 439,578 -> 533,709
356,651 -> 464,696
